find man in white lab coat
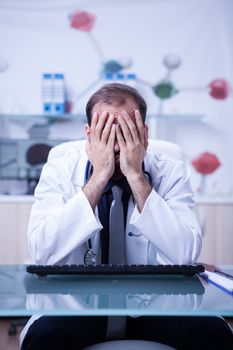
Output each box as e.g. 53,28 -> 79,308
28,83 -> 202,266
21,83 -> 233,350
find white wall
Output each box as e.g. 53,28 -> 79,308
0,0 -> 233,197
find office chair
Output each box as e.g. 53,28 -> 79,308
84,340 -> 176,350
47,138 -> 181,350
26,142 -> 52,194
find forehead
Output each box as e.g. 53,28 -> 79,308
92,100 -> 138,117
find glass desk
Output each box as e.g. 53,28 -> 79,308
0,265 -> 232,317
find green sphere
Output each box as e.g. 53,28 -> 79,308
153,81 -> 178,99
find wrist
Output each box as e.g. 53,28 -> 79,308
126,171 -> 145,185
83,172 -> 108,211
126,172 -> 152,213
91,171 -> 109,188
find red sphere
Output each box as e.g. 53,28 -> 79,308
192,152 -> 221,175
70,10 -> 96,32
209,79 -> 229,100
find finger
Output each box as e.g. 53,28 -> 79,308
95,111 -> 109,140
121,111 -> 139,142
135,110 -> 144,144
101,114 -> 115,143
116,124 -> 125,149
118,114 -> 133,143
144,124 -> 149,149
90,112 -> 98,138
107,123 -> 116,149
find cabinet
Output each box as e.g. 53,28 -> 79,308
0,197 -> 33,264
196,203 -> 233,265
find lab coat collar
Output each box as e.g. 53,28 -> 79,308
144,150 -> 160,174
72,142 -> 89,187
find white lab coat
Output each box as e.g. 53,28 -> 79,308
27,140 -> 202,266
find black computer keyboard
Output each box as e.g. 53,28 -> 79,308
26,264 -> 204,277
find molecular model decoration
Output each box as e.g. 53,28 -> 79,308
69,9 -> 232,111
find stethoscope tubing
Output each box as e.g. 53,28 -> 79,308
84,160 -> 93,250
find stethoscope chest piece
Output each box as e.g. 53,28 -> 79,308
84,249 -> 97,266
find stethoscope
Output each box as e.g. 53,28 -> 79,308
83,160 -> 152,265
83,160 -> 97,265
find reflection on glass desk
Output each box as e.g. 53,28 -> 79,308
0,265 -> 233,317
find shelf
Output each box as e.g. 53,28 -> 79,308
152,114 -> 205,123
0,195 -> 34,203
195,196 -> 233,205
0,113 -> 86,122
0,113 -> 205,122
